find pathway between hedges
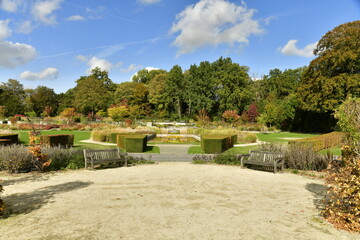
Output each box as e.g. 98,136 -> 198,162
80,140 -> 261,162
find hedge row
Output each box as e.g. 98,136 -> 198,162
201,135 -> 237,154
117,134 -> 147,153
289,132 -> 345,152
40,134 -> 74,147
0,134 -> 18,145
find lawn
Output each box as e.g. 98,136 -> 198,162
256,132 -> 318,143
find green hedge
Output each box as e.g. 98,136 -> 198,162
201,135 -> 237,154
122,135 -> 147,153
40,134 -> 74,147
0,134 -> 18,144
289,132 -> 345,152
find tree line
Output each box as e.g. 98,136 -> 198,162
0,20 -> 359,132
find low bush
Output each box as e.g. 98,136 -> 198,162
189,128 -> 257,144
213,155 -> 240,165
324,152 -> 360,232
259,142 -> 329,171
40,134 -> 74,147
123,135 -> 147,153
289,132 -> 345,152
201,135 -> 236,154
91,130 -> 110,142
0,145 -> 33,173
41,146 -> 84,170
192,155 -> 215,164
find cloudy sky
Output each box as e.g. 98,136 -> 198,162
0,0 -> 359,93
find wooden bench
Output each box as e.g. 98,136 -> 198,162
240,150 -> 284,173
83,148 -> 127,169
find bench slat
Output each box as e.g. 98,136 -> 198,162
241,150 -> 284,173
83,148 -> 127,170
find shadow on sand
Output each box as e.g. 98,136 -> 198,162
1,181 -> 92,218
305,183 -> 328,211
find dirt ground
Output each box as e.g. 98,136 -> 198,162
0,163 -> 358,240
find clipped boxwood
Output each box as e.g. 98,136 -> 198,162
123,135 -> 147,153
0,139 -> 12,146
0,134 -> 18,144
201,135 -> 237,154
40,134 -> 74,147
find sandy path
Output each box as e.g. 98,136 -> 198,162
0,163 -> 358,240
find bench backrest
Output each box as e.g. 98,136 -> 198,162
248,150 -> 284,163
83,148 -> 122,160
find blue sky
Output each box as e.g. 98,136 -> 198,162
0,0 -> 359,93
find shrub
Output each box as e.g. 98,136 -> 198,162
289,132 -> 345,152
285,142 -> 329,171
213,155 -> 240,165
201,135 -> 237,154
192,154 -> 215,164
91,130 -> 110,142
0,134 -> 18,144
324,154 -> 360,232
41,146 -> 84,170
259,142 -> 329,171
40,134 -> 74,147
123,135 -> 147,153
0,145 -> 33,173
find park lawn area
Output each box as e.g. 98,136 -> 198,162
256,132 -> 318,143
188,145 -> 259,155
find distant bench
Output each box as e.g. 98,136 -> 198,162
239,150 -> 284,173
83,148 -> 127,170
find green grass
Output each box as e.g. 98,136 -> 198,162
188,145 -> 259,155
256,132 -> 318,143
319,145 -> 342,155
144,146 -> 160,153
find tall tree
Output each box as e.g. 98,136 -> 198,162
132,68 -> 167,84
73,68 -> 115,114
211,57 -> 251,115
297,20 -> 360,113
164,65 -> 185,119
29,86 -> 59,116
0,79 -> 26,116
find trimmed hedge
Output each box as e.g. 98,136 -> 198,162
40,134 -> 74,147
122,135 -> 147,153
289,132 -> 345,152
0,134 -> 18,144
0,139 -> 12,146
201,135 -> 237,154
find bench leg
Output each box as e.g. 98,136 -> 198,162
91,158 -> 94,170
274,162 -> 277,174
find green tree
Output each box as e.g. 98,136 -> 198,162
211,57 -> 252,115
164,65 -> 185,119
297,20 -> 360,113
29,86 -> 58,117
0,105 -> 7,119
108,105 -> 130,122
132,68 -> 167,84
0,79 -> 26,116
73,68 -> 115,114
148,73 -> 167,115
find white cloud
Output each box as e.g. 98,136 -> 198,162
279,39 -> 317,58
130,66 -> 159,80
31,0 -> 63,25
137,0 -> 161,5
75,54 -> 88,62
16,20 -> 34,34
170,0 -> 264,55
0,19 -> 12,40
120,64 -> 142,72
20,67 -> 59,80
0,0 -> 23,12
86,56 -> 112,74
66,15 -> 84,21
0,41 -> 37,68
